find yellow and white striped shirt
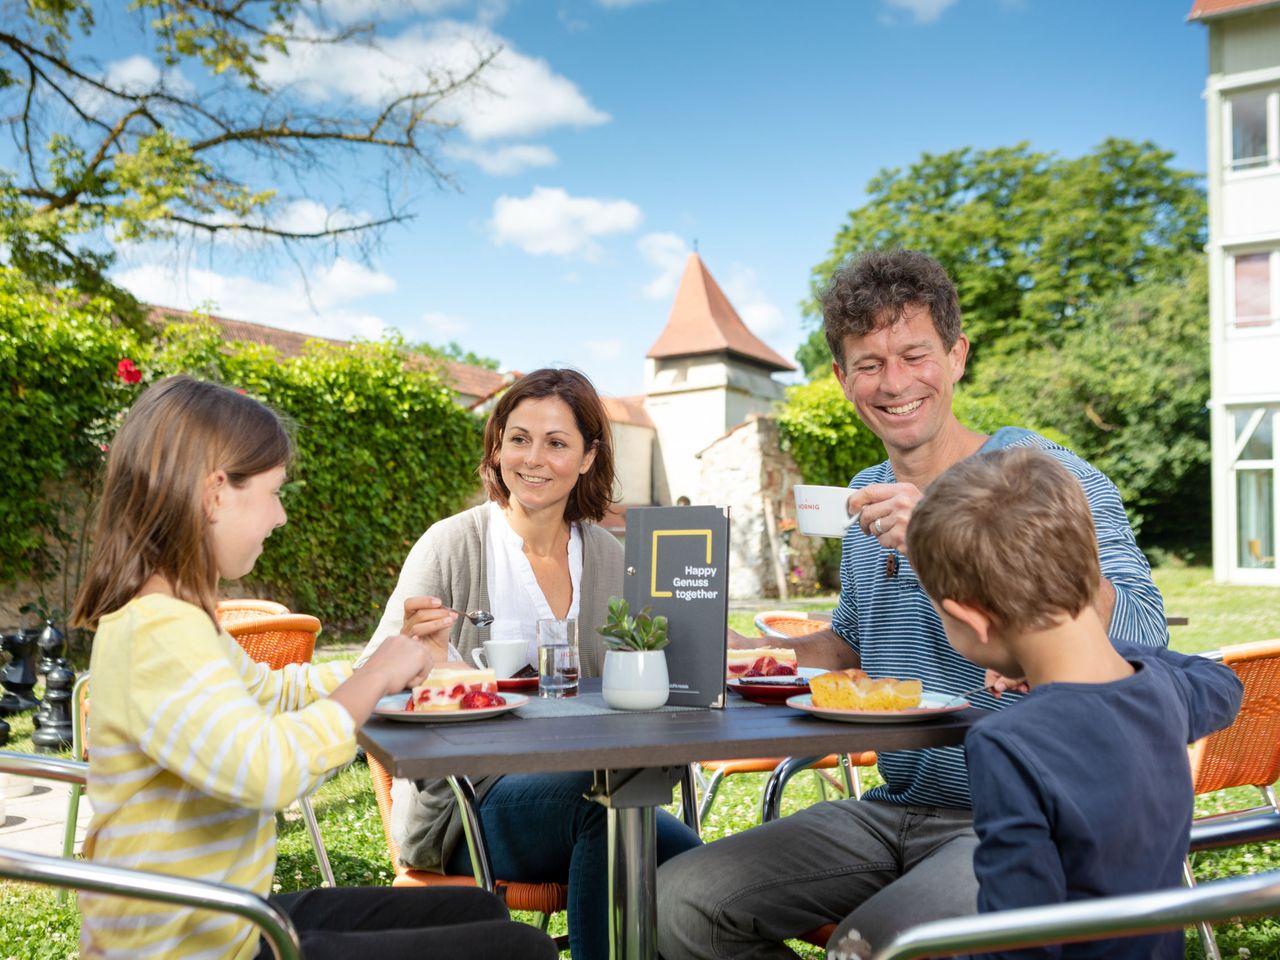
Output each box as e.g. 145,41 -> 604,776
80,594 -> 353,960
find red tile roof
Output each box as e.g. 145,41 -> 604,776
646,254 -> 795,372
1188,0 -> 1280,19
602,395 -> 653,428
146,305 -> 510,405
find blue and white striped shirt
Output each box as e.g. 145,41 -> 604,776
830,427 -> 1168,810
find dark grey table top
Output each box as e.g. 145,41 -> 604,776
358,679 -> 978,780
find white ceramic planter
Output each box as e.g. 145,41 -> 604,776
601,650 -> 670,710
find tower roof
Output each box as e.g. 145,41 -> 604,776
1188,0 -> 1280,19
645,254 -> 795,372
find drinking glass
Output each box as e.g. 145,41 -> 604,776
537,618 -> 579,698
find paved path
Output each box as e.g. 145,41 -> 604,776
0,771 -> 92,855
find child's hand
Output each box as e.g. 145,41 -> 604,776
364,632 -> 435,695
984,668 -> 1029,697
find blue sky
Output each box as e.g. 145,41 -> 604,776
104,0 -> 1210,397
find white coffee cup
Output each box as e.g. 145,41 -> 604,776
793,484 -> 860,538
471,638 -> 528,678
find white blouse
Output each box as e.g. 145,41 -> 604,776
484,501 -> 583,668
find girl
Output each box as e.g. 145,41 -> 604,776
71,375 -> 556,960
359,367 -> 702,960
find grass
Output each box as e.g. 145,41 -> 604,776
3,566 -> 1279,958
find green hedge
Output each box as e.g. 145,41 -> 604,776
0,268 -> 484,633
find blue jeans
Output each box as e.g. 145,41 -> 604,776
446,770 -> 703,960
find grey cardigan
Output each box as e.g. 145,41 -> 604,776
358,502 -> 624,871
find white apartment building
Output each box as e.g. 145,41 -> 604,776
1191,0 -> 1280,584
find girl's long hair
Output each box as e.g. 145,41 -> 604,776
72,376 -> 292,630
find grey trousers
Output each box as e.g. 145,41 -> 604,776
656,799 -> 979,960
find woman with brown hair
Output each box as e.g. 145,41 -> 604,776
359,367 -> 701,960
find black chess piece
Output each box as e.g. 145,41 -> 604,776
0,629 -> 41,716
37,618 -> 65,677
32,660 -> 75,753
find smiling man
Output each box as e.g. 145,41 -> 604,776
656,249 -> 1169,960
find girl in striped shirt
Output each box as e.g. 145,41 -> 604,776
71,375 -> 556,960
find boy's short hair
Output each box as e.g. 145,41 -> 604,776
907,447 -> 1100,633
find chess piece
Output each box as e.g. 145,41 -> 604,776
32,661 -> 75,753
0,629 -> 41,716
37,619 -> 65,677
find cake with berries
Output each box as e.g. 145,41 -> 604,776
408,667 -> 506,711
726,647 -> 798,678
810,669 -> 921,711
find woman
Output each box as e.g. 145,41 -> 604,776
359,367 -> 702,960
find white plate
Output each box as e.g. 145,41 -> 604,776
373,692 -> 528,723
785,691 -> 969,723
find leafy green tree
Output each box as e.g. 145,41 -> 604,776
798,139 -> 1206,376
410,339 -> 501,371
1,0 -> 492,319
971,263 -> 1210,550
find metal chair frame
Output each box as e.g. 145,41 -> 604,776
868,812 -> 1280,959
1,751 -> 302,960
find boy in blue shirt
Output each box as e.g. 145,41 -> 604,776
903,447 -> 1243,959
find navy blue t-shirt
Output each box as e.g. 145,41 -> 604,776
965,643 -> 1242,959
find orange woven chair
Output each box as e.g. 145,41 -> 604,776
223,614 -> 320,671
366,754 -> 568,936
216,598 -> 290,624
754,610 -> 833,638
1184,638 -> 1280,960
217,610 -> 333,886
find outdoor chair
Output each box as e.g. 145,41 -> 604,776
217,611 -> 333,887
216,598 -> 291,624
0,750 -> 302,960
56,672 -> 92,902
365,754 -> 569,943
1182,638 -> 1280,959
754,609 -> 833,638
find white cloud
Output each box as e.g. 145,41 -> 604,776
637,232 -> 689,300
258,19 -> 608,142
419,310 -> 469,338
489,187 -> 641,258
882,0 -> 958,24
587,338 -> 624,360
114,257 -> 395,341
320,0 -> 474,21
444,142 -> 557,175
722,264 -> 785,337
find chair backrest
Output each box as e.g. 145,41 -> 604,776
216,599 -> 291,625
224,614 -> 321,670
72,672 -> 91,761
366,754 -> 404,867
0,751 -> 301,960
1189,639 -> 1280,795
754,610 -> 832,639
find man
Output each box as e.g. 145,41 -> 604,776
656,249 -> 1168,960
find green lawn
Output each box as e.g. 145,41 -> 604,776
3,566 -> 1279,958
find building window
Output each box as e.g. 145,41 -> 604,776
1233,252 -> 1274,328
1232,408 -> 1276,571
1230,90 -> 1270,170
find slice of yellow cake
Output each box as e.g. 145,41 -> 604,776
410,666 -> 497,711
810,669 -> 921,711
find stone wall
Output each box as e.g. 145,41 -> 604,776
693,415 -> 821,600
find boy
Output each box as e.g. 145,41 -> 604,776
903,447 -> 1243,959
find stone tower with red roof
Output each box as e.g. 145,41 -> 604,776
641,253 -> 795,505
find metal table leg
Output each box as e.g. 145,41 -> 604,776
587,766 -> 684,960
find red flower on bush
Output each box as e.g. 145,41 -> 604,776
116,358 -> 142,384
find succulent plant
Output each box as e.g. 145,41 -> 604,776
600,596 -> 670,652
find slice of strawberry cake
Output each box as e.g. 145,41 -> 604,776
727,647 -> 798,678
408,667 -> 506,711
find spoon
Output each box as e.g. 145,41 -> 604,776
445,607 -> 494,628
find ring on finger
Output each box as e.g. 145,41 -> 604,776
874,517 -> 884,536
